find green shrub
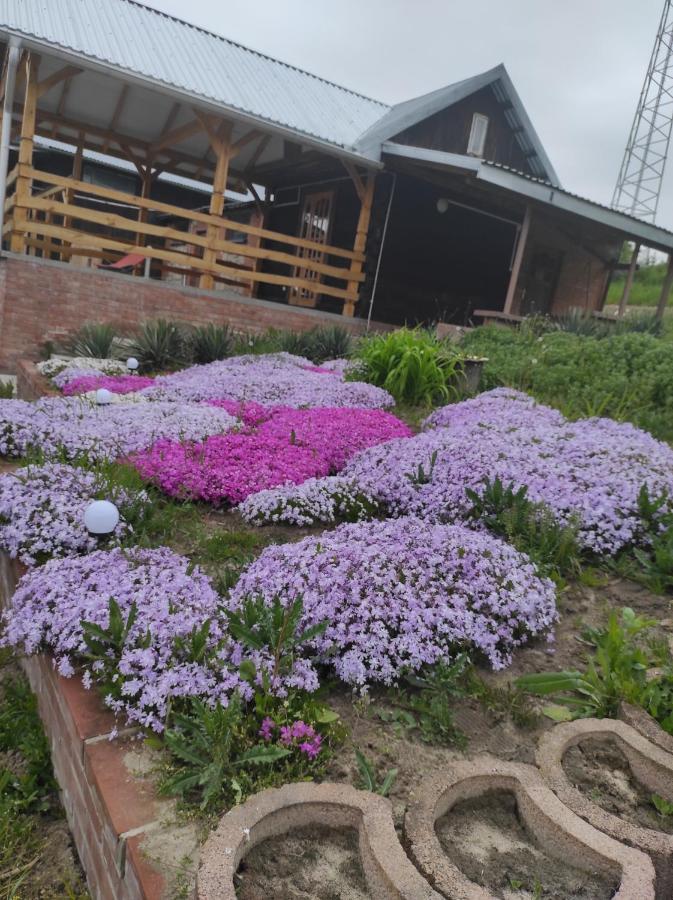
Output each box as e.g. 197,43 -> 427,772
188,323 -> 233,364
0,381 -> 13,399
461,325 -> 673,440
354,327 -> 464,406
232,330 -> 278,356
130,319 -> 188,372
67,322 -> 120,358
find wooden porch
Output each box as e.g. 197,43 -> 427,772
0,49 -> 378,317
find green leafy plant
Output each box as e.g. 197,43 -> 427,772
160,694 -> 290,809
354,327 -> 464,406
0,380 -> 13,399
466,477 -> 581,580
651,794 -> 673,818
188,323 -> 233,364
354,749 -> 398,797
130,319 -> 188,371
516,608 -> 665,721
67,322 -> 121,358
80,598 -> 147,706
309,324 -> 353,361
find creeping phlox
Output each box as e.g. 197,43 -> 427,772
62,374 -> 155,396
130,407 -> 411,505
0,463 -> 147,565
141,352 -> 394,408
39,357 -> 128,382
227,517 -> 558,683
0,397 -> 238,461
1,547 -> 319,732
339,388 -> 673,555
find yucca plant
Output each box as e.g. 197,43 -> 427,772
129,319 -> 188,372
188,323 -> 234,364
309,325 -> 353,362
269,328 -> 317,359
232,330 -> 278,356
354,327 -> 464,406
67,322 -> 121,358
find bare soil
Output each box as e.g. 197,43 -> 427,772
436,789 -> 618,899
564,737 -> 673,835
235,826 -> 369,900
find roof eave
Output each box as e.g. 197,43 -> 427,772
0,28 -> 383,171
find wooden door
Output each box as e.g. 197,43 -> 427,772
520,248 -> 563,316
289,190 -> 334,307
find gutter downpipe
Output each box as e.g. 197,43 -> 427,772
0,37 -> 21,253
366,173 -> 396,331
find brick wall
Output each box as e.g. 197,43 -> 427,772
0,254 -> 387,372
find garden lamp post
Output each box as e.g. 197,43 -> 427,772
84,500 -> 120,537
95,388 -> 113,405
126,357 -> 139,374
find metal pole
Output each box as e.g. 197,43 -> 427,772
0,38 -> 22,252
366,174 -> 396,331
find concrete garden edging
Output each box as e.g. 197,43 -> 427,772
197,781 -> 441,900
620,701 -> 673,756
405,756 -> 656,900
537,717 -> 673,900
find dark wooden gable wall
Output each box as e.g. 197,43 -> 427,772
389,85 -> 535,175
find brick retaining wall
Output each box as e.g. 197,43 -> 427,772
0,253 -> 389,372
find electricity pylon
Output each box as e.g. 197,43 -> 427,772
612,0 -> 673,222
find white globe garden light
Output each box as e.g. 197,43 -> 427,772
84,500 -> 120,535
126,357 -> 139,372
96,388 -> 113,405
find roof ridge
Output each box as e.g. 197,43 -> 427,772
121,0 -> 390,109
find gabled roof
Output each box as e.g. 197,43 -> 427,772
355,64 -> 560,185
0,0 -> 388,152
0,1 -> 557,183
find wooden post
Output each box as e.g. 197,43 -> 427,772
503,204 -> 531,315
10,53 -> 38,254
618,242 -> 640,317
656,252 -> 673,321
344,172 -> 376,317
200,123 -> 232,290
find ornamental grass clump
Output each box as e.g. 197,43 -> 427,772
0,463 -> 148,565
143,352 -> 394,408
131,407 -> 410,505
352,327 -> 464,406
228,517 -> 558,684
0,397 -> 238,461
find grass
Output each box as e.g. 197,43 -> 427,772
606,259 -> 669,308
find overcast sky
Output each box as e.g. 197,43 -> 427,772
143,0 -> 672,227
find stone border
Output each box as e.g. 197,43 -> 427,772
15,359 -> 58,401
405,756 -> 655,900
537,718 -> 673,900
197,781 -> 441,900
620,701 -> 673,756
0,552 -> 175,899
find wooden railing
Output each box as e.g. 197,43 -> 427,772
4,166 -> 365,308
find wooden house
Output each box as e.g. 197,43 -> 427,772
0,0 -> 672,367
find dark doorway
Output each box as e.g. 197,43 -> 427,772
519,247 -> 563,316
371,175 -> 518,325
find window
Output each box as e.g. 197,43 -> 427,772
467,113 -> 489,157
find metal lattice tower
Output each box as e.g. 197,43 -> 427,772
612,0 -> 673,222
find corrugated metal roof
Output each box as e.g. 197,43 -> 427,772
0,0 -> 389,150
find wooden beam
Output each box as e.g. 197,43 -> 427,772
230,129 -> 262,156
344,172 -> 376,316
656,253 -> 673,321
618,242 -> 640,318
343,161 -> 366,203
101,84 -> 129,153
244,133 -> 271,175
502,204 -> 532,315
150,117 -> 204,154
11,54 -> 38,253
37,65 -> 82,98
200,125 -> 232,290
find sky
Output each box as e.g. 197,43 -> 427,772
141,0 -> 673,227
